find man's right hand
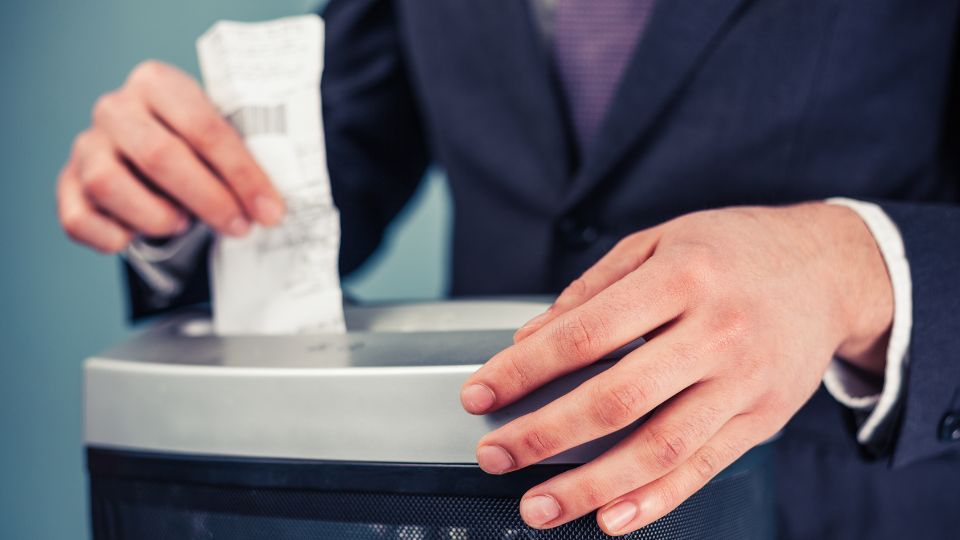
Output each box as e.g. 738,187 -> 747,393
57,60 -> 285,253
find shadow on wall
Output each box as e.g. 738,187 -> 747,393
0,1 -> 450,538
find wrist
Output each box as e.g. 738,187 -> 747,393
815,203 -> 893,374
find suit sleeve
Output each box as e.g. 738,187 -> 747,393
123,0 -> 431,320
876,201 -> 960,467
323,0 -> 431,275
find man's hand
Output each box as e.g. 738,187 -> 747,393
57,60 -> 284,253
461,204 -> 893,535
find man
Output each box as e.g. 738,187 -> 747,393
56,0 -> 960,538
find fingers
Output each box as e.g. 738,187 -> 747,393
510,380 -> 746,529
57,163 -> 133,253
476,323 -> 711,474
60,59 -> 285,257
72,130 -> 190,237
462,253 -> 687,415
597,414 -> 767,536
92,89 -> 251,237
125,61 -> 284,225
513,229 -> 662,343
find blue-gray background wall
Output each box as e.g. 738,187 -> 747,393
0,1 -> 450,538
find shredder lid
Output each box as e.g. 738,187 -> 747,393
84,299 -> 773,464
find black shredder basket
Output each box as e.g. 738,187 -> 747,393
85,301 -> 776,539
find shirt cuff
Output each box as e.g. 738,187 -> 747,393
122,222 -> 211,308
823,198 -> 913,446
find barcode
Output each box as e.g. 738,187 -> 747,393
227,105 -> 286,137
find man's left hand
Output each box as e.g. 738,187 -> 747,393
460,203 -> 893,535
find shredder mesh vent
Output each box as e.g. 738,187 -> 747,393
90,467 -> 763,539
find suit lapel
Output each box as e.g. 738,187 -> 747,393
563,0 -> 753,210
470,1 -> 573,201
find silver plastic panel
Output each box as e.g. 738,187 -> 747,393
85,299 -> 772,464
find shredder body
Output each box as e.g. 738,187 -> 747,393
84,300 -> 775,539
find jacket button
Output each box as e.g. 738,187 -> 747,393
940,412 -> 960,442
557,216 -> 599,250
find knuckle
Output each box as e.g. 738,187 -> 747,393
505,353 -> 532,392
138,137 -> 176,174
129,59 -> 167,86
91,92 -> 121,123
190,114 -> 230,154
80,166 -> 117,200
698,402 -> 726,430
520,429 -> 560,461
754,389 -> 790,416
708,307 -> 749,344
223,161 -> 261,200
589,380 -> 646,429
702,307 -> 752,356
555,312 -> 606,361
613,234 -> 637,252
667,341 -> 701,371
577,478 -> 610,510
665,244 -> 720,298
645,427 -> 688,471
684,241 -> 719,268
691,445 -> 723,481
664,264 -> 703,299
732,353 -> 772,389
731,428 -> 761,456
71,130 -> 93,157
560,278 -> 589,303
731,351 -> 768,388
653,477 -> 683,514
617,233 -> 650,261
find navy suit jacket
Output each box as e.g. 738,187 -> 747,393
126,0 -> 960,537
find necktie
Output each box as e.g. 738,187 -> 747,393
553,0 -> 656,152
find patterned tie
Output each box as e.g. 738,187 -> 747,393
553,0 -> 656,152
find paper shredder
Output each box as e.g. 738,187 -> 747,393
85,299 -> 775,539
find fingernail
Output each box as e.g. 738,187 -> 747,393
476,445 -> 515,474
601,501 -> 638,533
173,215 -> 191,235
520,495 -> 561,527
461,384 -> 496,413
226,216 -> 251,237
254,195 -> 284,226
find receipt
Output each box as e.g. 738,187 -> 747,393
197,15 -> 346,335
